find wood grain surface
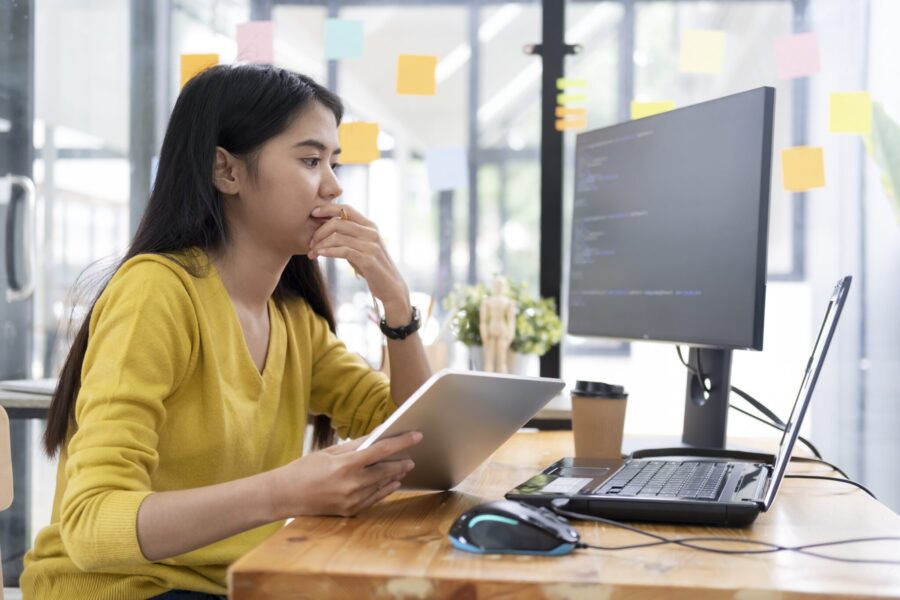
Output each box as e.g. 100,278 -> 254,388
228,432 -> 900,599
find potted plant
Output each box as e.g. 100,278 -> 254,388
443,279 -> 563,373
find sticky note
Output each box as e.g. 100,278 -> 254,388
774,32 -> 820,80
426,147 -> 468,192
324,19 -> 363,60
781,146 -> 825,192
338,122 -> 380,164
679,29 -> 726,74
180,54 -> 219,89
555,107 -> 587,118
555,119 -> 588,131
829,92 -> 872,134
557,93 -> 587,105
396,55 -> 438,96
556,78 -> 587,90
237,21 -> 274,64
631,101 -> 675,120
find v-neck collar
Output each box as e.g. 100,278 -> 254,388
208,259 -> 284,388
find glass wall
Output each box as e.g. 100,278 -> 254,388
2,1 -> 898,575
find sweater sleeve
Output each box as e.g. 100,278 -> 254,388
59,258 -> 197,572
306,305 -> 396,440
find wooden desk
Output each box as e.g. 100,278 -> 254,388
229,432 -> 900,599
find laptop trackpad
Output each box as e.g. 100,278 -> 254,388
558,466 -> 610,478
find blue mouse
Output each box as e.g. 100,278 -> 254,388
448,500 -> 580,556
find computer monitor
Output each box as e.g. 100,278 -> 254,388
567,87 -> 775,449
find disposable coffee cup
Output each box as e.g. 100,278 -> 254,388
571,380 -> 628,459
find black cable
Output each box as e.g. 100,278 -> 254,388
551,505 -> 900,566
675,346 -> 823,459
784,474 -> 876,499
728,402 -> 823,460
731,385 -> 784,426
788,456 -> 850,480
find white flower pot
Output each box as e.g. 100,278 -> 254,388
468,345 -> 528,375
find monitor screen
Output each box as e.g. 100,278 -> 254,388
567,87 -> 774,350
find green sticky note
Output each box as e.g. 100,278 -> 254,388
324,19 -> 363,60
679,29 -> 726,74
829,92 -> 872,134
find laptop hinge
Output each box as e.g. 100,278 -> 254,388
753,465 -> 773,509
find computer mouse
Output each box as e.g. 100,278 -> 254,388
448,500 -> 580,556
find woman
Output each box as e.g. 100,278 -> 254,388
21,64 -> 430,599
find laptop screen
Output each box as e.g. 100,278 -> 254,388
762,276 -> 851,509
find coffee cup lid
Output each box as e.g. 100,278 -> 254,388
573,380 -> 628,399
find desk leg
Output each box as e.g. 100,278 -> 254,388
0,418 -> 31,587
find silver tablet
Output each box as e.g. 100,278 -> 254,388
357,369 -> 565,490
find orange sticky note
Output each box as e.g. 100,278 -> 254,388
180,54 -> 219,89
829,92 -> 872,134
338,122 -> 380,164
631,101 -> 675,119
679,29 -> 726,74
396,55 -> 438,96
555,119 -> 587,131
782,147 -> 825,192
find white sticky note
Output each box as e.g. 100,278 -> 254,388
679,29 -> 726,75
426,147 -> 468,192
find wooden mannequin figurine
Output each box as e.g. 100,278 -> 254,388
479,275 -> 516,373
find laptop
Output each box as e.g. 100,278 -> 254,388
506,276 -> 851,527
358,369 -> 565,490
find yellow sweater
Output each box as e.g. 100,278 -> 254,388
21,252 -> 396,599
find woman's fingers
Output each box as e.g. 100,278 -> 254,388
354,478 -> 404,514
309,214 -> 378,249
311,203 -> 376,229
352,431 -> 423,469
357,458 -> 415,489
325,435 -> 369,455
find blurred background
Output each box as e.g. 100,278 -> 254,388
0,0 -> 898,584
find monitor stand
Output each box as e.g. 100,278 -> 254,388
624,347 -> 748,457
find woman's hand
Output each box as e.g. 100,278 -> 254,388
267,431 -> 422,519
307,204 -> 409,310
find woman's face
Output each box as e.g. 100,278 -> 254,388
225,101 -> 343,256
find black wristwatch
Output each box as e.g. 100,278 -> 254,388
380,306 -> 421,340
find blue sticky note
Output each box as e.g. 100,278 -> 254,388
426,147 -> 468,192
324,19 -> 363,60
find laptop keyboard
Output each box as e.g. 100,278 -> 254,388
596,460 -> 730,500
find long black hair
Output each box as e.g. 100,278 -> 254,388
43,64 -> 343,457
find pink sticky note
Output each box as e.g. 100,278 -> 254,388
773,32 -> 820,80
237,21 -> 274,64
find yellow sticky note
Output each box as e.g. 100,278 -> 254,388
631,101 -> 675,120
396,55 -> 437,96
557,93 -> 587,105
679,29 -> 726,74
338,122 -> 380,164
180,54 -> 219,89
556,78 -> 587,90
829,92 -> 872,134
781,146 -> 825,192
